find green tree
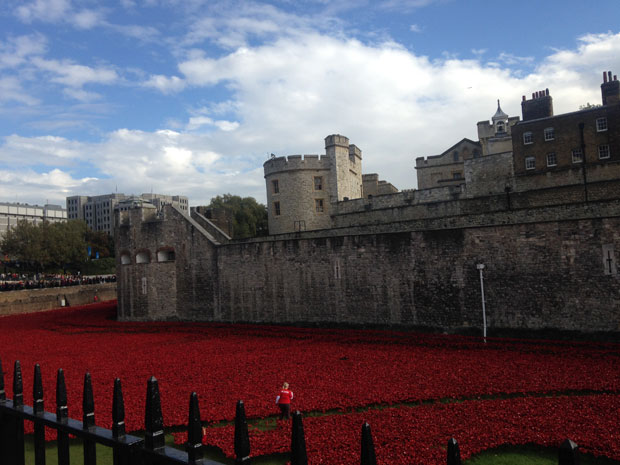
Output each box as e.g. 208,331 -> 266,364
85,229 -> 114,258
2,220 -> 48,270
1,220 -> 88,271
207,194 -> 268,239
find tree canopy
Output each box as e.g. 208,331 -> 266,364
207,194 -> 268,239
1,220 -> 114,272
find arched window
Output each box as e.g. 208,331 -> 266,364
157,248 -> 175,262
120,252 -> 131,265
136,250 -> 151,264
496,121 -> 505,133
453,151 -> 459,162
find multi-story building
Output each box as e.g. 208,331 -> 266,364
67,193 -> 189,235
0,203 -> 67,239
140,193 -> 189,213
511,71 -> 620,191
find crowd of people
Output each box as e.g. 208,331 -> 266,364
0,273 -> 116,292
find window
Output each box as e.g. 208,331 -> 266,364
546,152 -> 557,167
544,127 -> 555,141
496,121 -> 505,133
473,149 -> 481,159
315,199 -> 324,213
452,172 -> 462,180
572,148 -> 583,163
596,117 -> 608,132
272,179 -> 279,194
120,253 -> 131,265
314,176 -> 323,191
274,201 -> 281,216
136,251 -> 150,264
523,132 -> 533,144
525,156 -> 536,170
157,249 -> 175,262
453,151 -> 459,162
599,144 -> 610,159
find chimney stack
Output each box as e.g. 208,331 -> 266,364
522,88 -> 554,121
601,70 -> 620,106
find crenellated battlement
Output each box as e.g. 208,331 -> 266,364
263,154 -> 331,176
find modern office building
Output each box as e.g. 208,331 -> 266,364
67,193 -> 189,235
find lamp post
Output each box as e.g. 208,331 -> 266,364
476,264 -> 487,343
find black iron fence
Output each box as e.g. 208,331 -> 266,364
0,358 -> 583,465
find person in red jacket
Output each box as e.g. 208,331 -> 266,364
275,382 -> 293,419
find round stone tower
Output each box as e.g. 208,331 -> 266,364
263,134 -> 363,235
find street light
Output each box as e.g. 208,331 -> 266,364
476,264 -> 487,343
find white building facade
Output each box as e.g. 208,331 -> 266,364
0,203 -> 67,239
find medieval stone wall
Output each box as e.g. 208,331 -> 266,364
116,197 -> 620,333
213,216 -> 619,332
0,283 -> 116,316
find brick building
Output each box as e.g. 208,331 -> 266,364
512,71 -> 620,189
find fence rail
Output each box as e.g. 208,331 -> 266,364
0,358 -> 582,465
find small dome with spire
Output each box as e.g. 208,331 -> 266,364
492,99 -> 508,133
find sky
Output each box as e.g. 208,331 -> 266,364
1,0 -> 619,207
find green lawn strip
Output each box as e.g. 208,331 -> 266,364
23,436 -> 620,465
464,444 -> 620,465
196,388 -> 619,433
22,433 -> 285,465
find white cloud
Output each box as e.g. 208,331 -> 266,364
214,120 -> 239,131
72,9 -> 105,29
497,52 -> 534,66
108,24 -> 160,42
143,74 -> 186,93
63,87 -> 102,102
0,77 -> 39,105
409,24 -> 422,33
186,116 -> 214,130
31,57 -> 118,88
0,134 -> 88,166
0,169 -> 97,205
0,34 -> 47,69
15,0 -> 71,23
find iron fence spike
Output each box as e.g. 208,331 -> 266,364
33,363 -> 44,414
13,360 -> 23,407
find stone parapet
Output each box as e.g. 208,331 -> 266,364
263,155 -> 330,176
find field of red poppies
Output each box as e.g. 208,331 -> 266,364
1,301 -> 619,464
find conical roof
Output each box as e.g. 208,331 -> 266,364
492,99 -> 508,121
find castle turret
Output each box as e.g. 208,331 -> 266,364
521,89 -> 553,121
325,134 -> 363,202
263,135 -> 363,235
601,71 -> 619,106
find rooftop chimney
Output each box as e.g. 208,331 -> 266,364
521,88 -> 554,121
601,70 -> 620,106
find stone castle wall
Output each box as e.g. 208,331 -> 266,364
117,193 -> 620,333
0,283 -> 116,316
214,217 -> 619,331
